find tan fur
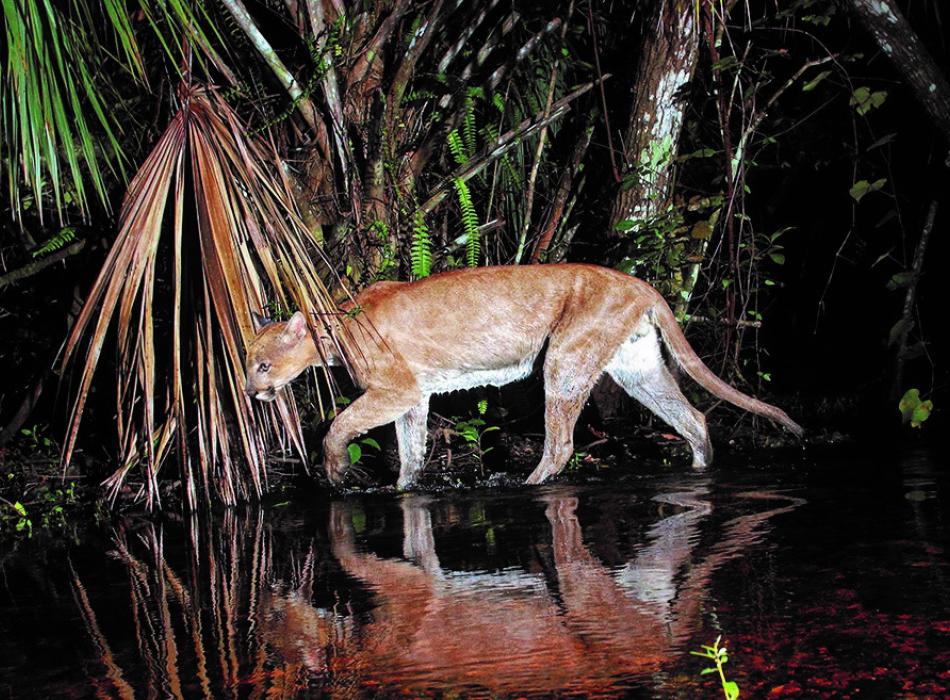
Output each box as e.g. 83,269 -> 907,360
245,264 -> 802,488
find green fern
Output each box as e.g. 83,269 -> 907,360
453,178 -> 480,267
491,92 -> 505,114
411,209 -> 433,278
462,88 -> 483,159
31,227 -> 78,258
447,128 -> 468,166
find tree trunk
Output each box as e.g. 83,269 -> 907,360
608,0 -> 701,232
595,0 -> 703,420
847,0 -> 950,152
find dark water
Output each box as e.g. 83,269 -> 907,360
1,449 -> 948,698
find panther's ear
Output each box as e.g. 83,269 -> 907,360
251,311 -> 271,334
282,311 -> 309,343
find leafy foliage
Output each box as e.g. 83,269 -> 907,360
453,177 -> 480,267
2,0 -> 125,222
31,227 -> 77,258
410,209 -> 433,279
691,636 -> 740,700
899,389 -> 932,428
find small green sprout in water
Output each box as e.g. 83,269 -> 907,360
898,388 -> 932,428
691,635 -> 739,700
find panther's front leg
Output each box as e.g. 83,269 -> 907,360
323,386 -> 423,485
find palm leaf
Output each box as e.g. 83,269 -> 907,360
1,0 -> 131,223
61,84 -> 341,509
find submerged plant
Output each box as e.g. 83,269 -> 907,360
691,635 -> 740,700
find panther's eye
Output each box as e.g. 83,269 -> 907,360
258,362 -> 271,374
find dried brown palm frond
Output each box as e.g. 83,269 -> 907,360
61,83 -> 341,510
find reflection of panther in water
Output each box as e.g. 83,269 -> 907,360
258,488 -> 802,696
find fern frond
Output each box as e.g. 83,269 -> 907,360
453,177 -> 480,267
32,227 -> 78,258
411,209 -> 433,279
463,96 -> 478,159
447,128 -> 468,166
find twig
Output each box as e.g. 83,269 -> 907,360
516,4 -> 573,263
892,200 -> 938,398
587,3 -> 619,183
530,121 -> 592,263
219,0 -> 321,131
687,315 -> 762,329
0,375 -> 45,448
0,240 -> 85,290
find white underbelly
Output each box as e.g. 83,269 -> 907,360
418,358 -> 536,395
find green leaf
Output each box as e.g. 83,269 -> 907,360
614,219 -> 638,232
849,178 -> 886,203
360,438 -> 381,451
347,443 -> 362,464
911,401 -> 932,428
867,133 -> 897,151
802,70 -> 831,92
802,13 -> 831,26
899,388 -> 921,422
850,87 -> 888,115
724,680 -> 740,700
13,501 -> 27,517
886,271 -> 914,291
769,252 -> 786,265
899,388 -> 933,428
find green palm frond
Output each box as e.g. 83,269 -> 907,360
2,0 -> 127,223
60,84 -> 340,510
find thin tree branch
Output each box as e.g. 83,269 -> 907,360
305,0 -> 351,185
892,200 -> 937,398
516,3 -> 573,264
436,0 -> 502,73
587,3 -> 619,184
0,240 -> 85,290
530,122 -> 592,263
219,0 -> 320,131
848,0 -> 950,152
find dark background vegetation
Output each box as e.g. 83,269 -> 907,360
1,0 -> 947,511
